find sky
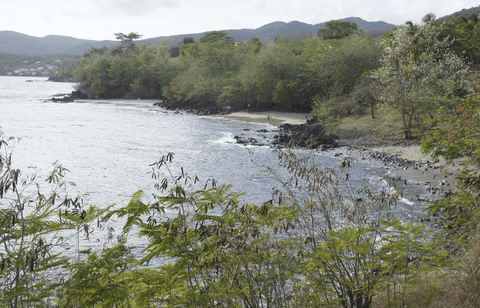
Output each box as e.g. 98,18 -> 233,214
1,0 -> 479,41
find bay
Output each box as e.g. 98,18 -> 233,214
0,76 -> 430,261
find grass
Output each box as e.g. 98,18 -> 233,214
332,108 -> 426,142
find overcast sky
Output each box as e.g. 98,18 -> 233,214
1,0 -> 479,41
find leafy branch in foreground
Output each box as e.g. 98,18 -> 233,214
0,132 -> 111,307
268,149 -> 448,307
0,132 -> 451,307
422,93 -> 480,238
79,150 -> 449,308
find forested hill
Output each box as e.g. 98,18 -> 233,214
439,5 -> 480,20
0,17 -> 395,56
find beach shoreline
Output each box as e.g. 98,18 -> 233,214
221,110 -> 463,189
73,99 -> 462,191
365,145 -> 462,187
218,111 -> 310,126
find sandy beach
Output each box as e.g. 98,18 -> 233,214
219,111 -> 310,126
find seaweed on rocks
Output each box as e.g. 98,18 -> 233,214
273,119 -> 339,150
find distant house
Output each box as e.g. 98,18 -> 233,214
14,68 -> 28,74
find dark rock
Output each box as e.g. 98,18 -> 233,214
50,90 -> 88,103
272,120 -> 339,150
234,135 -> 247,144
48,76 -> 74,82
153,99 -> 228,115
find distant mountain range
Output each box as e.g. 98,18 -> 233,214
1,6 -> 478,56
0,17 -> 396,56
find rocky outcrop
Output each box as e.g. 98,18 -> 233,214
273,119 -> 339,150
153,99 -> 229,115
48,76 -> 74,82
50,90 -> 88,102
368,150 -> 441,172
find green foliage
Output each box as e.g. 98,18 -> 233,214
422,94 -> 480,164
421,94 -> 480,237
317,20 -> 359,40
0,132 -> 109,307
223,37 -> 309,110
73,28 -> 383,112
62,150 -> 447,308
73,35 -> 178,99
69,18 -> 480,119
0,128 -> 457,307
373,18 -> 471,139
268,149 -> 448,307
306,32 -> 382,101
58,239 -> 135,307
199,31 -> 234,44
111,32 -> 142,58
311,95 -> 342,133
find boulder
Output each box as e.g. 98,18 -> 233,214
273,119 -> 339,150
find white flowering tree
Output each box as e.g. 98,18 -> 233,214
374,17 -> 471,139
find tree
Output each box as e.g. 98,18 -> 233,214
373,20 -> 470,139
421,93 -> 480,235
224,37 -> 312,110
74,49 -> 112,98
163,31 -> 245,108
456,13 -> 480,67
181,37 -> 195,45
309,32 -> 382,98
111,32 -> 142,58
317,20 -> 358,40
199,31 -> 234,44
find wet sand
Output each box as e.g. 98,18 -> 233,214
219,111 -> 310,126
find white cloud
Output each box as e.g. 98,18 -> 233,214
95,0 -> 181,16
1,0 -> 479,40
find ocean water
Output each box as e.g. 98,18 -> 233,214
0,76 -> 430,261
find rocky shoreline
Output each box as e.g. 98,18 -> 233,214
53,95 -> 460,201
338,137 -> 462,204
272,119 -> 339,150
50,90 -> 88,103
153,99 -> 229,115
229,120 -> 459,202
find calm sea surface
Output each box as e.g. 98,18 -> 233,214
0,76 -> 430,259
